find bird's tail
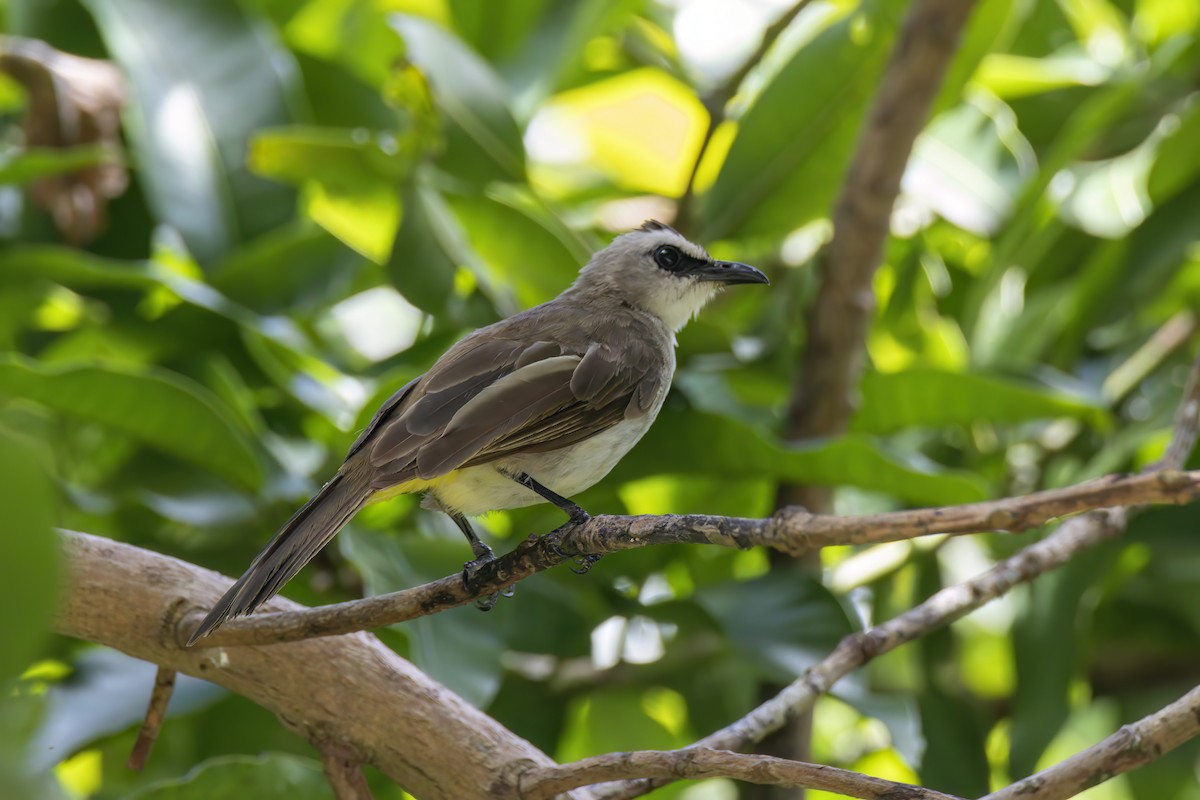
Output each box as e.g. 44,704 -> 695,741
187,470 -> 372,645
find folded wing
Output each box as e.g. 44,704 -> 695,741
358,334 -> 662,487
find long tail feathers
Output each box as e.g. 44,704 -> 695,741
187,471 -> 370,646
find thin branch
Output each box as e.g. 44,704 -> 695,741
593,351 -> 1200,800
183,469 -> 1200,648
318,740 -> 374,800
126,666 -> 176,771
519,748 -> 964,800
676,0 -> 815,231
1152,344 -> 1200,470
980,684 -> 1200,800
595,509 -> 1133,800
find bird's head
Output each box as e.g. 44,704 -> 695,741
572,220 -> 769,332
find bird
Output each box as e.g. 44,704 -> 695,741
187,220 -> 768,645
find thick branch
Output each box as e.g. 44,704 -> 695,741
53,531 -> 584,800
186,469 -> 1200,648
981,685 -> 1200,800
520,748 -> 964,800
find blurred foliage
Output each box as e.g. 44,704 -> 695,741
1,0 -> 1199,798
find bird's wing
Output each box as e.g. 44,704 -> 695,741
363,335 -> 662,483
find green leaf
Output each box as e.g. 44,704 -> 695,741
914,685 -> 991,794
615,408 -> 989,506
0,354 -> 262,490
386,176 -> 463,313
1010,545 -> 1117,777
390,13 -> 526,183
0,145 -> 120,185
0,434 -> 58,683
249,126 -> 413,263
448,186 -> 595,309
697,571 -> 853,682
698,0 -> 905,240
32,649 -> 224,769
340,527 -> 507,708
907,97 -> 1034,236
851,368 -> 1110,434
82,0 -> 302,262
128,753 -> 331,800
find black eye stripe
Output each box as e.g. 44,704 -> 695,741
652,244 -> 707,273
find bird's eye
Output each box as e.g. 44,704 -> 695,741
653,245 -> 682,271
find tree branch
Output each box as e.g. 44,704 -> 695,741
519,748 -> 965,800
52,531 -> 588,800
126,666 -> 176,771
592,350 -> 1200,799
318,740 -> 374,800
182,469 -> 1200,648
980,684 -> 1200,800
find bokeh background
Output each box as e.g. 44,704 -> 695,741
1,0 -> 1199,798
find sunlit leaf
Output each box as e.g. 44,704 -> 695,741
249,126 -> 413,262
0,145 -> 119,185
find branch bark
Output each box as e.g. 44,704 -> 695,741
980,684 -> 1200,800
53,532 -> 587,800
183,469 -> 1200,648
520,748 -> 965,800
591,350 -> 1200,799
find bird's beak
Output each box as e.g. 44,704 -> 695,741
691,260 -> 770,286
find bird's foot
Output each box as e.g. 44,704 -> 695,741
568,554 -> 601,574
461,544 -> 516,610
545,524 -> 602,574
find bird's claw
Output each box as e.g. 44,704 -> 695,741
546,527 -> 601,574
462,545 -> 516,610
569,554 -> 601,574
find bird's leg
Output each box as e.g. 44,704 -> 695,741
512,473 -> 591,525
513,473 -> 600,573
449,512 -> 506,610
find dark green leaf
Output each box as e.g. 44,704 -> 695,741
0,434 -> 58,683
697,571 -> 853,682
852,368 -> 1110,434
698,0 -> 905,240
0,354 -> 262,489
32,649 -> 224,769
128,753 -> 331,799
616,408 -> 989,506
390,14 -> 526,183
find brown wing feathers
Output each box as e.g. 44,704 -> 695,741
357,331 -> 657,487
